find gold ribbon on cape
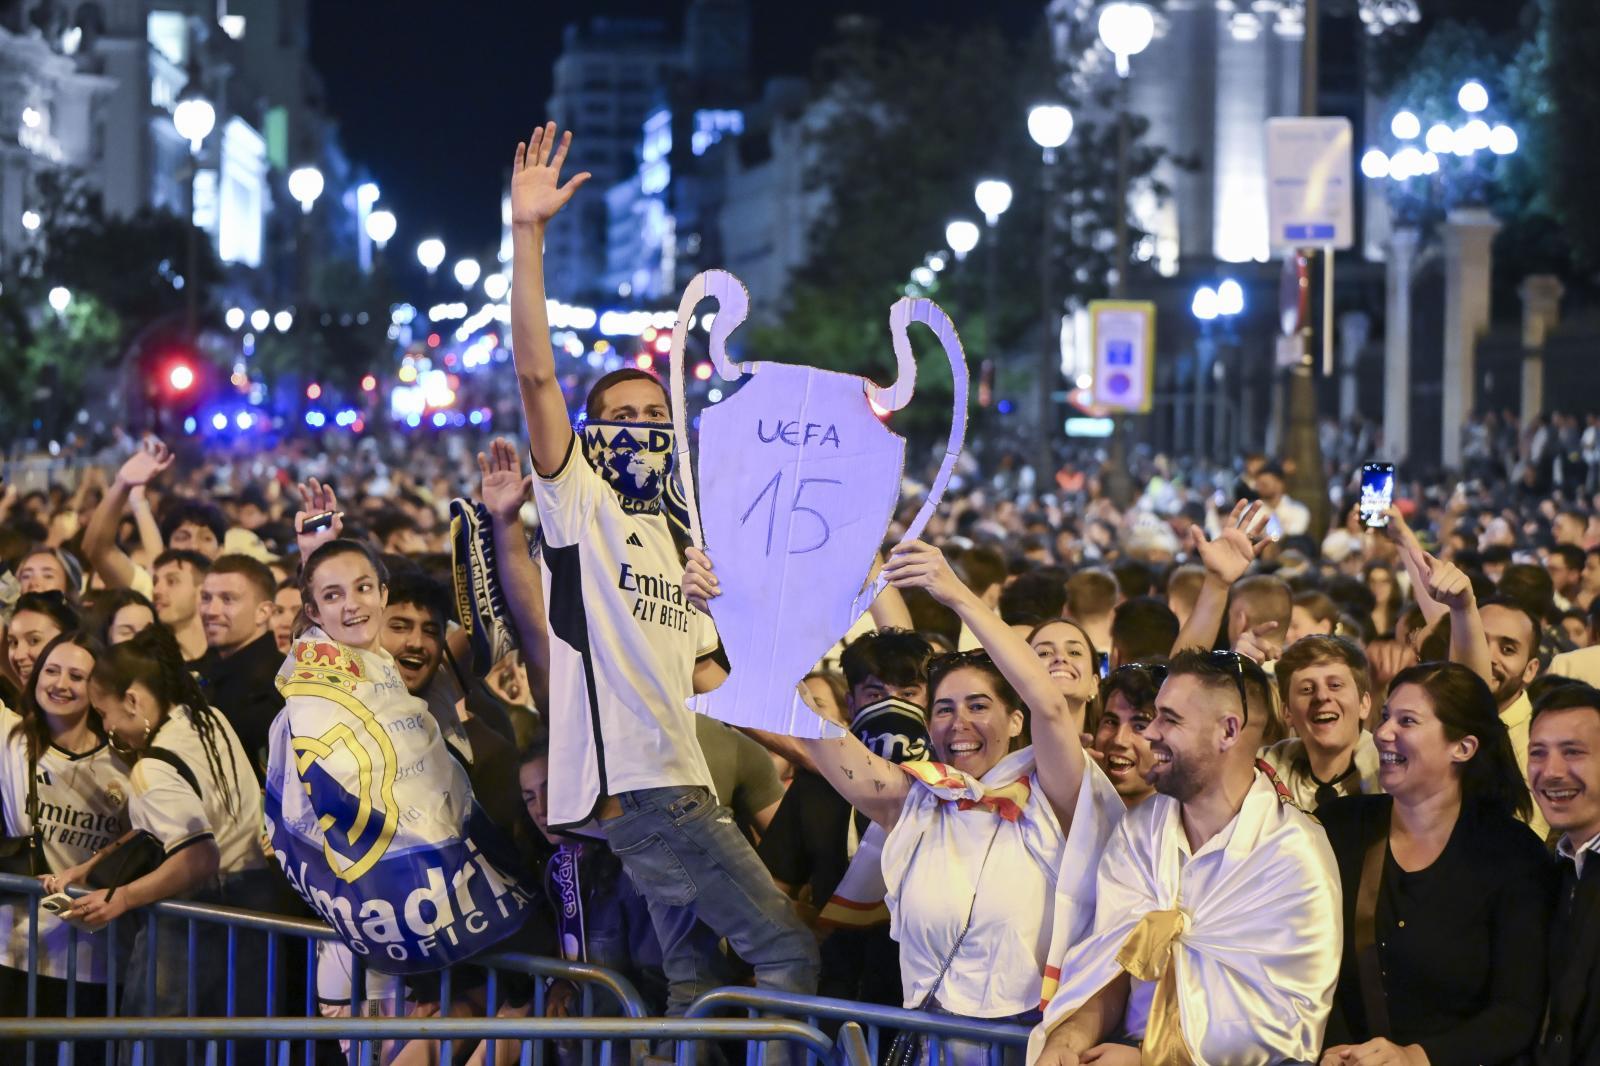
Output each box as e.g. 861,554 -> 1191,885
1114,908 -> 1195,1066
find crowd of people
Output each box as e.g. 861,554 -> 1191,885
0,121 -> 1596,1066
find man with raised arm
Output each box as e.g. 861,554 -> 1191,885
501,122 -> 817,1016
1028,650 -> 1342,1066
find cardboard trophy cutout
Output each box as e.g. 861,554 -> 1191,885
669,269 -> 968,738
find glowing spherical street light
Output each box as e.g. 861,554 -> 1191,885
250,308 -> 270,332
20,210 -> 40,232
1360,148 -> 1391,180
1457,80 -> 1489,114
287,165 -> 324,214
483,273 -> 510,301
172,91 -> 215,153
1488,124 -> 1518,156
47,286 -> 71,314
1424,123 -> 1454,155
416,238 -> 446,275
365,209 -> 396,248
974,179 -> 1014,225
1216,278 -> 1245,316
273,310 -> 293,332
169,364 -> 195,391
1191,286 -> 1219,322
1390,111 -> 1421,140
225,307 -> 245,330
911,266 -> 936,288
453,258 -> 481,290
1097,2 -> 1155,77
1027,104 -> 1074,151
945,220 -> 980,262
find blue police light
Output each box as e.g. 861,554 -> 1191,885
432,412 -> 448,427
183,417 -> 198,434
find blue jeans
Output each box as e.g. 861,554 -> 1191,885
601,786 -> 819,1014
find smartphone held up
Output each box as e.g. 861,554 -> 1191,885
1360,462 -> 1395,528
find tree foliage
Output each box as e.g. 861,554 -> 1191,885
1531,0 -> 1600,273
747,18 -> 1176,446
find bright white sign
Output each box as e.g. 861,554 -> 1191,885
1266,117 -> 1354,251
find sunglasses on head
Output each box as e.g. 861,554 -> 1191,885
1115,651 -> 1251,725
928,649 -> 995,675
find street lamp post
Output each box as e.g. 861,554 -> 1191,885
365,208 -> 396,273
288,165 -> 324,303
1027,104 -> 1073,485
974,179 -> 1013,369
1096,1 -> 1154,509
172,53 -> 215,342
1361,84 -> 1519,468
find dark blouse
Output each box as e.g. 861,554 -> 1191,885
1319,793 -> 1556,1065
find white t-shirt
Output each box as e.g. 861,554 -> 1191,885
533,435 -> 718,830
132,705 -> 267,877
0,706 -> 131,980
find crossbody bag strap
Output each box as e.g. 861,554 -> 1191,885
140,747 -> 203,799
917,819 -> 1006,1010
1353,808 -> 1392,1038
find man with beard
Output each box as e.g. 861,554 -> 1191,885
1259,636 -> 1381,810
490,121 -> 817,1022
195,554 -> 284,778
1030,650 -> 1341,1065
1481,595 -> 1551,838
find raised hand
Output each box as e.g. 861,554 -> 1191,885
882,539 -> 970,607
1417,548 -> 1474,612
683,546 -> 721,613
510,122 -> 592,228
477,437 -> 533,524
1189,499 -> 1269,585
294,476 -> 344,559
116,437 -> 174,488
1235,620 -> 1280,665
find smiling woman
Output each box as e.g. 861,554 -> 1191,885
1318,662 -> 1555,1063
0,631 -> 128,1064
266,536 -> 534,995
688,539 -> 1127,1048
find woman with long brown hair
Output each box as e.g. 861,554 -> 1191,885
0,630 -> 128,1066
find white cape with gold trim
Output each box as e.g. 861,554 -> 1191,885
1027,772 -> 1340,1065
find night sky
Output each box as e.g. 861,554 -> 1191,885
309,1 -> 1046,265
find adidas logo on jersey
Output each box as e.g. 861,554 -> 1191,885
626,532 -> 644,547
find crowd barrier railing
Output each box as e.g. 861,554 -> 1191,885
0,872 -> 649,1066
0,1016 -> 866,1066
682,986 -> 1033,1066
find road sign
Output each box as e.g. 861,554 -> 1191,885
1266,117 -> 1354,252
1089,300 -> 1155,413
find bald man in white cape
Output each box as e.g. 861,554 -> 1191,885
1029,653 -> 1341,1066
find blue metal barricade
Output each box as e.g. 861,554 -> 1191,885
0,872 -> 650,1066
0,1016 -> 869,1066
683,987 -> 1033,1066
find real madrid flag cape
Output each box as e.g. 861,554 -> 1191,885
266,629 -> 532,974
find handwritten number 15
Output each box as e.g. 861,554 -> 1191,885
739,471 -> 841,556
